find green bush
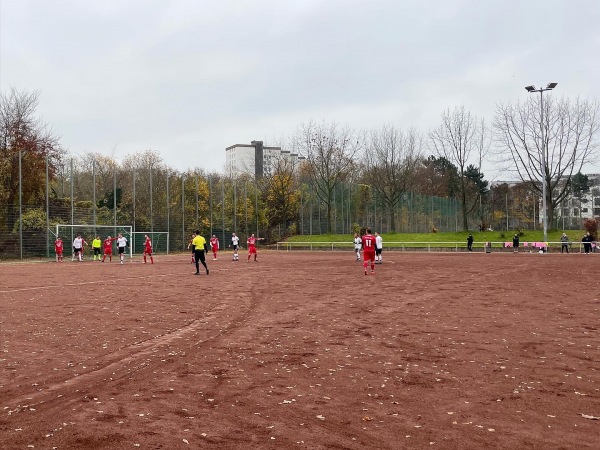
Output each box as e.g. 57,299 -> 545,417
14,208 -> 47,232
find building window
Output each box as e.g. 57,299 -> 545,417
583,208 -> 588,213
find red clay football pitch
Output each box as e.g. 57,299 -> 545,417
0,251 -> 598,449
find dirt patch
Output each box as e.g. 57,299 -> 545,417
1,251 -> 598,449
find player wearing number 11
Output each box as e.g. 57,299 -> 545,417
362,228 -> 377,275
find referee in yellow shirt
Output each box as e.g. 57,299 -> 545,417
191,230 -> 209,275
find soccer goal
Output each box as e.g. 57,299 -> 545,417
55,224 -> 133,259
131,232 -> 170,255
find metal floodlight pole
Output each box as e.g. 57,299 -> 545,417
539,89 -> 547,244
166,169 -> 170,238
525,82 -> 557,244
221,178 -> 225,245
233,177 -> 237,232
209,175 -> 213,237
133,169 -> 136,232
113,164 -> 117,227
182,174 -> 185,251
255,179 -> 259,237
150,164 -> 154,233
70,158 -> 74,225
195,171 -> 199,228
92,159 -> 96,233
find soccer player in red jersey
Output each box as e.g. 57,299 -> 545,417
143,234 -> 154,264
361,228 -> 377,275
210,235 -> 219,260
187,233 -> 196,264
54,236 -> 64,262
246,233 -> 264,262
102,236 -> 117,262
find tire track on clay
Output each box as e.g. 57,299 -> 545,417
3,287 -> 259,414
179,268 -> 398,450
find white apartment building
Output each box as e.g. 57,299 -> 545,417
493,174 -> 600,229
225,141 -> 306,178
555,173 -> 600,227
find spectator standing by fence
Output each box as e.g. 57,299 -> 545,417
561,233 -> 570,253
467,234 -> 474,252
582,232 -> 593,254
512,234 -> 520,253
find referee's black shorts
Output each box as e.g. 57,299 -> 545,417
194,249 -> 206,263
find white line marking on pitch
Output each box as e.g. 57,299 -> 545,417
0,273 -> 181,294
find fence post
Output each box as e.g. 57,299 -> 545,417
182,174 -> 185,251
19,150 -> 23,259
46,153 -> 50,259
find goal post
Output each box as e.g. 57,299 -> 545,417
55,224 -> 133,259
131,232 -> 170,255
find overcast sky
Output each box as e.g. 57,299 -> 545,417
1,0 -> 599,180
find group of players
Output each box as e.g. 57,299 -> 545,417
354,229 -> 383,275
53,233 -> 153,265
186,232 -> 265,275
54,229 -> 380,275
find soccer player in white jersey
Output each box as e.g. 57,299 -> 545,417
116,233 -> 128,264
375,232 -> 383,264
231,233 -> 240,261
72,234 -> 85,261
353,233 -> 362,261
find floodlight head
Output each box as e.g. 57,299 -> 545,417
547,82 -> 558,89
525,85 -> 536,92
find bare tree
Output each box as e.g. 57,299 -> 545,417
495,96 -> 600,226
0,89 -> 62,229
362,125 -> 423,231
429,107 -> 488,231
295,121 -> 360,233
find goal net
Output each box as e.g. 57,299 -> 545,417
131,232 -> 170,255
55,224 -> 133,259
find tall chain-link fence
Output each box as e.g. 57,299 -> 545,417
1,157 -> 469,259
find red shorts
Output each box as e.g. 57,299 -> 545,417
211,246 -> 218,252
144,248 -> 152,255
248,246 -> 257,254
363,251 -> 375,262
55,250 -> 63,256
104,249 -> 113,255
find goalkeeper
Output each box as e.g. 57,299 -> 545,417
92,236 -> 102,261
